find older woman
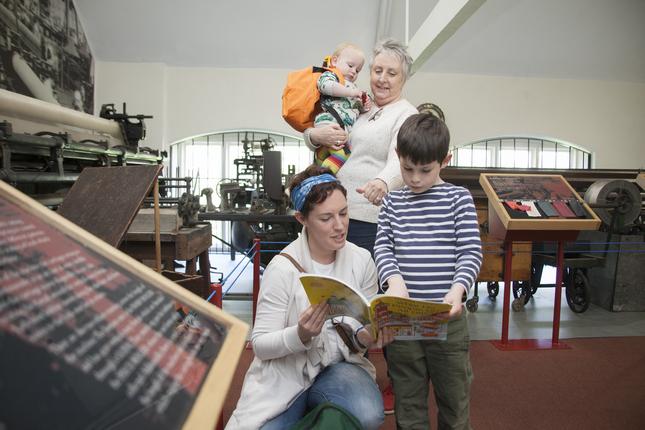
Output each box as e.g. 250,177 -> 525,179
305,38 -> 417,256
226,165 -> 388,430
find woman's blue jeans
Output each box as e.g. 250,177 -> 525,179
260,361 -> 384,430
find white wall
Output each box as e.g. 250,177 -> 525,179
405,73 -> 645,169
94,62 -> 167,151
95,61 -> 645,169
165,67 -> 292,143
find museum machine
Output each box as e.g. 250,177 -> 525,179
196,132 -> 300,267
0,90 -> 163,203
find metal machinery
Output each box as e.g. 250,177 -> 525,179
198,133 -> 299,266
444,167 -> 645,313
527,178 -> 644,313
0,89 -> 164,207
538,178 -> 644,312
228,133 -> 293,214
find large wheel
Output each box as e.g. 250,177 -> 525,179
466,296 -> 478,312
566,269 -> 591,313
529,264 -> 541,294
512,298 -> 525,312
512,281 -> 532,304
487,281 -> 499,300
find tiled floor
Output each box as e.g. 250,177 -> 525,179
210,251 -> 645,341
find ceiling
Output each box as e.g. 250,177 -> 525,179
75,0 -> 645,83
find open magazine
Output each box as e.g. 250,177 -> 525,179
299,274 -> 451,341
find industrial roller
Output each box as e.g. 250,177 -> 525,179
584,179 -> 642,227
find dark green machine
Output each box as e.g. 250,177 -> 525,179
0,103 -> 165,208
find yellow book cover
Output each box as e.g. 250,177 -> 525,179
299,274 -> 451,340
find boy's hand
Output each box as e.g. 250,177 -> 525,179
443,284 -> 466,319
384,275 -> 409,298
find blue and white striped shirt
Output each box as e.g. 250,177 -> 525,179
375,183 -> 483,301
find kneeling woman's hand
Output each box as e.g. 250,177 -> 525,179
357,325 -> 394,349
297,302 -> 329,344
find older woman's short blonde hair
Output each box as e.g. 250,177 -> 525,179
371,39 -> 413,81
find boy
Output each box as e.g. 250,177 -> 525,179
374,113 -> 483,429
314,42 -> 371,173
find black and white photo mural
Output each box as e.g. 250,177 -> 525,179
0,0 -> 94,113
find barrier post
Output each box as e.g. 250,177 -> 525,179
209,283 -> 224,430
208,283 -> 223,308
552,241 -> 565,344
500,240 -> 513,345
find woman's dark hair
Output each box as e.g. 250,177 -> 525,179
288,164 -> 347,217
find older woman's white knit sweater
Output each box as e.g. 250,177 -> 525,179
337,98 -> 417,223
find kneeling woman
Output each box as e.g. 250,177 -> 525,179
226,165 -> 386,430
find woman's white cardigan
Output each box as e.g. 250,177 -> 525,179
225,229 -> 378,430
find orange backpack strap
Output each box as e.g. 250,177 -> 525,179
315,66 -> 345,85
312,67 -> 346,129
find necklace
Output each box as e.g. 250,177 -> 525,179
368,107 -> 383,122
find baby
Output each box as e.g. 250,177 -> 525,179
314,42 -> 371,174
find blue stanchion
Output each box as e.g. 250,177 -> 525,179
219,247 -> 255,285
204,250 -> 255,302
479,241 -> 645,246
481,248 -> 645,255
206,288 -> 218,303
223,255 -> 254,295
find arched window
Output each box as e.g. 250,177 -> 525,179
450,136 -> 592,169
168,130 -> 312,252
168,129 -> 311,206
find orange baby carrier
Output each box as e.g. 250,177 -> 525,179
281,63 -> 345,132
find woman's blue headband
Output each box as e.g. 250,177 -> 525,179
291,173 -> 339,212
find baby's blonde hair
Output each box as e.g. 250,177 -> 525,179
332,42 -> 364,58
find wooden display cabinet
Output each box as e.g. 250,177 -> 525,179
479,173 -> 600,350
476,202 -> 531,282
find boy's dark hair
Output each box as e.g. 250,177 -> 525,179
288,164 -> 347,217
396,113 -> 450,164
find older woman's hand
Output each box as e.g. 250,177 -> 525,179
309,124 -> 349,151
356,178 -> 388,205
297,302 -> 329,344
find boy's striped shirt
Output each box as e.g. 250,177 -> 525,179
374,182 -> 483,301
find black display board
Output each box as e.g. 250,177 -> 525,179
0,182 -> 248,429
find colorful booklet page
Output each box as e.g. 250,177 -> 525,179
299,274 -> 451,341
